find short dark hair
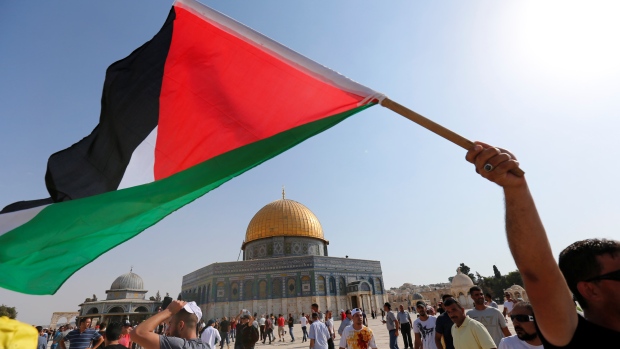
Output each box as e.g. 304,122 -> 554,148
441,294 -> 454,302
443,298 -> 462,309
36,326 -> 43,333
80,317 -> 92,325
512,301 -> 534,315
384,302 -> 391,309
106,322 -> 122,341
311,303 -> 319,309
311,312 -> 319,319
559,238 -> 620,309
99,322 -> 107,329
469,286 -> 482,294
484,293 -> 493,299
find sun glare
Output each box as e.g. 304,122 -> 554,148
516,1 -> 620,81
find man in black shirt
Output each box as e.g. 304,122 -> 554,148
434,294 -> 455,349
466,142 -> 620,348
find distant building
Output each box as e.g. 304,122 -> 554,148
78,270 -> 163,325
182,194 -> 387,319
388,268 -> 477,308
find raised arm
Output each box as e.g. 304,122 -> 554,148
466,142 -> 577,346
131,301 -> 181,349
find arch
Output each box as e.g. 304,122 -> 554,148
244,280 -> 254,300
272,278 -> 282,298
375,278 -> 383,293
259,280 -> 268,299
287,277 -> 296,296
86,307 -> 99,314
231,282 -> 240,301
217,282 -> 226,299
317,276 -> 326,295
135,306 -> 149,312
108,306 -> 124,313
329,277 -> 336,295
49,312 -> 79,329
339,277 -> 346,294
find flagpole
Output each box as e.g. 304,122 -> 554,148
380,97 -> 525,177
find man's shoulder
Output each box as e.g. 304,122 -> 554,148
161,336 -> 208,349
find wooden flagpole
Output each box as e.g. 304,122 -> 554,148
380,97 -> 525,177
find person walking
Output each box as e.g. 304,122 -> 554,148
300,313 -> 309,342
308,313 -> 330,349
288,314 -> 295,342
398,305 -> 414,349
382,303 -> 400,349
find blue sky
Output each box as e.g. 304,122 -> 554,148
1,0 -> 620,325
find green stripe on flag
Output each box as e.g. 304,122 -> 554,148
0,103 -> 374,295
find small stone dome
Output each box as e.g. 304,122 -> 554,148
412,293 -> 424,300
451,268 -> 474,288
110,272 -> 144,290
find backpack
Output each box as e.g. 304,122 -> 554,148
242,324 -> 260,349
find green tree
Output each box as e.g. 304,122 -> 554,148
493,265 -> 502,279
459,263 -> 471,275
505,270 -> 524,286
0,305 -> 17,319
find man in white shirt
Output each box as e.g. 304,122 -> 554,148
308,313 -> 330,349
413,301 -> 437,349
325,311 -> 335,349
300,313 -> 309,342
502,294 -> 515,320
200,319 -> 221,349
339,308 -> 377,349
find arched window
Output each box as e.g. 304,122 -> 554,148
231,282 -> 240,301
329,277 -> 336,295
217,282 -> 225,298
317,276 -> 326,295
287,278 -> 296,296
259,280 -> 268,299
244,280 -> 254,300
272,278 -> 282,298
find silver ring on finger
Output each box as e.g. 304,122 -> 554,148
483,163 -> 494,172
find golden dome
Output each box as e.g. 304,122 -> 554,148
245,199 -> 325,244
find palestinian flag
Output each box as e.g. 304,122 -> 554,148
0,0 -> 383,295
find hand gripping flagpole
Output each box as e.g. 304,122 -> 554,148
380,97 -> 525,177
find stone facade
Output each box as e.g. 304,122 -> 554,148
182,255 -> 386,320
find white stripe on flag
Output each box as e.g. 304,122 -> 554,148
118,126 -> 157,190
0,204 -> 49,236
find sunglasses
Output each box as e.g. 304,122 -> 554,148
584,269 -> 620,283
510,314 -> 534,322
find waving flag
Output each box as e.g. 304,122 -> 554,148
0,0 -> 383,295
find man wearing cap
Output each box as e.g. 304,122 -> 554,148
339,308 -> 377,349
398,305 -> 414,349
232,310 -> 258,349
498,302 -> 543,349
382,302 -> 399,349
131,300 -> 207,349
200,320 -> 221,349
61,317 -> 104,349
413,301 -> 437,349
